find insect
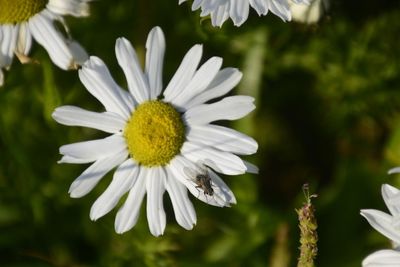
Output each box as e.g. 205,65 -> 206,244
183,161 -> 214,196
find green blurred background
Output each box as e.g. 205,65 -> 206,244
1,0 -> 400,266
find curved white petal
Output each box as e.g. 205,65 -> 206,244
60,135 -> 127,163
145,26 -> 165,99
68,150 -> 128,198
210,3 -> 230,27
28,10 -> 81,70
243,160 -> 259,174
90,159 -> 139,221
389,167 -> 400,175
79,57 -> 133,119
163,44 -> 203,102
115,168 -> 147,234
361,209 -> 400,245
171,57 -> 223,108
249,0 -> 268,15
16,23 -> 32,56
186,124 -> 258,155
382,184 -> 400,215
229,0 -> 250,26
146,167 -> 167,236
363,249 -> 400,267
165,168 -> 197,230
115,37 -> 150,103
52,106 -> 126,134
0,24 -> 19,68
181,141 -> 247,175
47,0 -> 90,17
184,96 -> 255,125
269,0 -> 292,21
184,68 -> 242,109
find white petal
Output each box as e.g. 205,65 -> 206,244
210,3 -> 230,27
229,0 -> 250,26
90,159 -> 139,220
184,68 -> 242,109
16,23 -> 32,55
186,124 -> 258,155
183,96 -> 255,125
79,57 -> 132,119
165,168 -> 196,230
163,44 -> 203,102
66,39 -> 88,66
60,135 -> 126,163
208,168 -> 236,205
382,184 -> 400,215
363,249 -> 400,267
68,150 -> 128,198
47,0 -> 90,17
167,156 -> 228,207
243,160 -> 259,174
146,167 -> 167,236
115,37 -> 150,103
181,141 -> 247,175
269,0 -> 291,21
171,57 -> 223,108
145,26 -> 165,99
115,169 -> 147,234
58,155 -> 96,164
0,24 -> 18,68
28,10 -> 79,69
361,209 -> 400,244
249,0 -> 269,15
52,106 -> 126,134
388,167 -> 400,175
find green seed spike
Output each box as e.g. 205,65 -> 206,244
0,0 -> 47,24
296,184 -> 318,267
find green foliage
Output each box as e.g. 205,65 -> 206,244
1,0 -> 400,266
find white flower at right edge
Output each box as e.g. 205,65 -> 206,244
179,0 -> 310,27
361,184 -> 400,267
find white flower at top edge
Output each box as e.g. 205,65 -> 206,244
52,26 -> 259,236
179,0 -> 310,27
0,0 -> 90,86
289,0 -> 329,24
360,184 -> 400,266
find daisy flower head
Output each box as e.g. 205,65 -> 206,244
360,184 -> 400,266
52,26 -> 258,236
179,0 -> 310,27
0,0 -> 90,86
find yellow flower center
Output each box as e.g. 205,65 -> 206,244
124,100 -> 185,167
0,0 -> 47,24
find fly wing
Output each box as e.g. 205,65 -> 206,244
194,160 -> 209,175
183,166 -> 197,182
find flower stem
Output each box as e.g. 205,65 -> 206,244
296,184 -> 318,267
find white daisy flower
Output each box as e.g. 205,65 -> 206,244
52,26 -> 258,236
361,184 -> 400,266
179,0 -> 310,27
0,0 -> 90,86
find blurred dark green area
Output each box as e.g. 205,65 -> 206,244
1,0 -> 400,266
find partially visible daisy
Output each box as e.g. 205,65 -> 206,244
179,0 -> 310,27
289,0 -> 329,24
52,26 -> 258,236
361,184 -> 400,266
0,0 -> 90,86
